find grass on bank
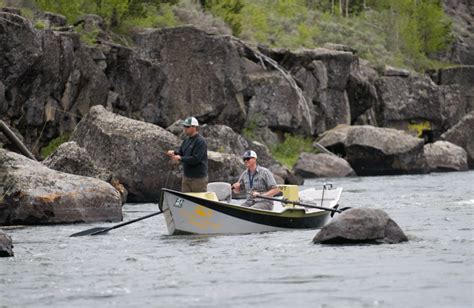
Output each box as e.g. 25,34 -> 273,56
40,132 -> 71,159
270,134 -> 316,168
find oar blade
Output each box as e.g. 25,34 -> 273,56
70,227 -> 109,237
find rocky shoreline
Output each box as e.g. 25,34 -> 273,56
0,8 -> 473,229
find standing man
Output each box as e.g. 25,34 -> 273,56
231,150 -> 280,210
167,117 -> 208,192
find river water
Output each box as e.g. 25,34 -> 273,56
1,171 -> 473,307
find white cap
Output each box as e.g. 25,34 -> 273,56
182,117 -> 199,127
242,150 -> 257,159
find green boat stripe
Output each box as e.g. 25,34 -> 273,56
161,189 -> 329,229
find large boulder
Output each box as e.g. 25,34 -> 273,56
0,149 -> 122,225
424,141 -> 468,172
70,105 -> 181,202
0,230 -> 13,257
345,125 -> 429,175
441,111 -> 474,167
294,152 -> 356,178
313,208 -> 408,244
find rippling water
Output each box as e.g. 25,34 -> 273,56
1,171 -> 473,307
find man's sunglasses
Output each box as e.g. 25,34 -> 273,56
243,157 -> 253,162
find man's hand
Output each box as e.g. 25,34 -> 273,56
166,150 -> 175,157
250,191 -> 260,198
171,154 -> 181,161
231,182 -> 241,192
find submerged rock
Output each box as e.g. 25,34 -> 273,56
0,230 -> 13,257
0,149 -> 122,225
313,208 -> 408,244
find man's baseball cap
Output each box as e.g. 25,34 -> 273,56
242,150 -> 257,159
182,117 -> 199,127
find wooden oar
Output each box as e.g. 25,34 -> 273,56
254,195 -> 350,216
70,211 -> 163,237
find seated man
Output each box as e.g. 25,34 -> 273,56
231,150 -> 280,210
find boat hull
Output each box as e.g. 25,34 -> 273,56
159,189 -> 331,235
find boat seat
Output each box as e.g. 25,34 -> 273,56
207,182 -> 232,202
185,191 -> 219,201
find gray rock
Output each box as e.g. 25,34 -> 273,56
345,125 -> 429,175
375,74 -> 463,135
269,164 -> 304,185
259,47 -> 355,134
245,71 -> 312,135
441,0 -> 474,65
43,141 -> 111,181
315,124 -> 352,156
208,151 -> 245,184
294,152 -> 356,178
383,66 -> 410,77
437,65 -> 474,113
0,230 -> 14,257
37,11 -> 67,28
347,62 -> 379,122
200,124 -> 249,156
441,111 -> 474,167
0,149 -> 122,225
70,105 -> 181,202
313,208 -> 408,244
424,141 -> 468,172
133,26 -> 247,130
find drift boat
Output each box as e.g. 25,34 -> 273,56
159,184 -> 343,235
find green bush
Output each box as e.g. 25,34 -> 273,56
40,132 -> 71,159
270,133 -> 315,168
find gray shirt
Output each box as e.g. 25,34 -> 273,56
239,166 -> 277,201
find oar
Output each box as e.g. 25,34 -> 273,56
254,195 -> 350,216
70,211 -> 163,237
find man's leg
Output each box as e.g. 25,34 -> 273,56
181,176 -> 193,192
190,176 -> 208,192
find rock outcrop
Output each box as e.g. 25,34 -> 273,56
424,141 -> 468,172
0,149 -> 122,225
0,230 -> 13,257
313,208 -> 408,244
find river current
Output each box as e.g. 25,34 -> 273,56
1,171 -> 473,307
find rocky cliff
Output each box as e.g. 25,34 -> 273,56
1,9 -> 472,171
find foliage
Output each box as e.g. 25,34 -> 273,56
270,133 -> 315,168
22,0 -> 455,71
204,0 -> 243,35
40,132 -> 71,159
34,19 -> 45,29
